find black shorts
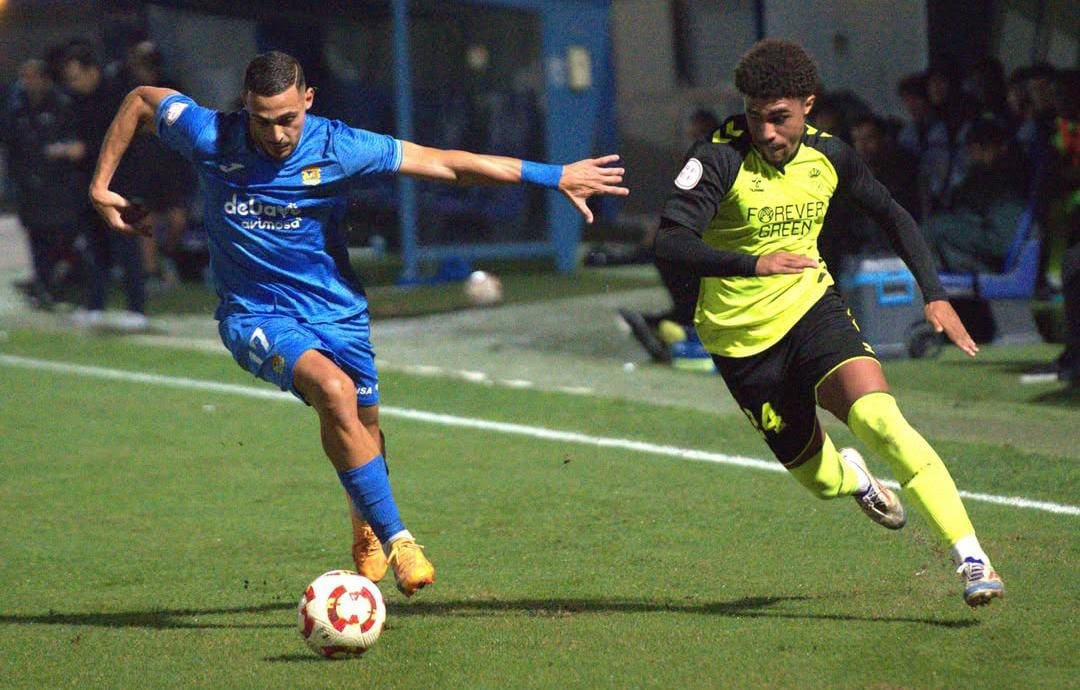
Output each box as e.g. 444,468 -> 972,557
713,287 -> 878,466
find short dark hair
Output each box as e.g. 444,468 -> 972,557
851,113 -> 887,135
689,108 -> 720,130
1027,61 -> 1057,82
898,73 -> 928,99
734,39 -> 819,100
966,117 -> 1007,147
64,40 -> 99,69
243,51 -> 305,97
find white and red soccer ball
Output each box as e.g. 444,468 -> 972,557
463,270 -> 503,307
298,570 -> 386,659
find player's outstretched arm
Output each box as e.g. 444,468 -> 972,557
925,300 -> 979,356
89,85 -> 178,236
396,142 -> 627,223
555,155 -> 629,223
827,141 -> 978,354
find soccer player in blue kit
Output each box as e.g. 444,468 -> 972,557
89,51 -> 628,597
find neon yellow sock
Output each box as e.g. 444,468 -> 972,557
847,392 -> 975,546
788,433 -> 860,499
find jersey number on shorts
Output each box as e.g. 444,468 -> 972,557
248,327 -> 270,367
741,402 -> 786,437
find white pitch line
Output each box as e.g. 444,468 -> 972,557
1019,372 -> 1059,385
2,353 -> 1077,517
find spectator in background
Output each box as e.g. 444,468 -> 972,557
1009,64 -> 1058,192
1048,69 -> 1079,237
961,57 -> 1009,126
1026,63 -> 1059,133
617,108 -> 721,370
113,41 -> 197,292
809,93 -> 847,141
898,72 -> 954,218
0,59 -> 83,309
1028,242 -> 1079,387
811,89 -> 873,143
820,114 -> 919,273
1006,66 -> 1033,138
851,115 -> 920,218
1025,64 -> 1067,297
686,108 -> 721,143
62,42 -> 149,330
1004,63 -> 1063,297
926,63 -> 965,143
947,58 -> 1010,199
1023,69 -> 1079,386
921,117 -> 1027,274
1047,70 -> 1078,375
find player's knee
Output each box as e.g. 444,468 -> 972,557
847,392 -> 906,452
308,375 -> 357,415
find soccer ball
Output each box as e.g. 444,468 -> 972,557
297,570 -> 386,659
464,270 -> 503,307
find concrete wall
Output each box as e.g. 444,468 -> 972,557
610,0 -> 742,219
997,0 -> 1079,73
610,0 -> 929,218
0,1 -> 101,83
764,0 -> 927,119
146,5 -> 257,110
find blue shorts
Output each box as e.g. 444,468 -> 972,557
218,311 -> 379,406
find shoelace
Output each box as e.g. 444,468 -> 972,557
858,482 -> 885,508
354,526 -> 383,556
956,559 -> 986,581
390,541 -> 425,563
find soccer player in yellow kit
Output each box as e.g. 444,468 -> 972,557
654,39 -> 1003,607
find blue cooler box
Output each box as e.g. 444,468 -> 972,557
839,257 -> 939,359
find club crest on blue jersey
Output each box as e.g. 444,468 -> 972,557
271,354 -> 286,374
302,167 -> 322,185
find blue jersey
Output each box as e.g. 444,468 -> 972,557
154,93 -> 402,322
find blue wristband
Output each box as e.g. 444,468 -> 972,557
520,160 -> 563,189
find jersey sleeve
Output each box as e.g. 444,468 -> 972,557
331,122 -> 403,177
155,93 -> 218,161
826,138 -> 947,302
659,141 -> 738,234
654,141 -> 757,277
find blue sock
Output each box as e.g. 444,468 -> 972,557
338,455 -> 406,544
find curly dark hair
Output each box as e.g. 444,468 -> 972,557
734,39 -> 820,99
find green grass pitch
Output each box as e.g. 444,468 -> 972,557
0,328 -> 1077,689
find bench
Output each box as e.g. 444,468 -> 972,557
937,208 -> 1042,344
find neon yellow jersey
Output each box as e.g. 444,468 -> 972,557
659,115 -> 944,357
698,131 -> 837,355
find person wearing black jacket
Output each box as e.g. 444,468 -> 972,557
62,42 -> 148,329
1,60 -> 82,308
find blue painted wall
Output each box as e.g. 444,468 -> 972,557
460,0 -> 616,272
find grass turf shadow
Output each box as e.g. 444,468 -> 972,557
0,595 -> 979,633
389,595 -> 978,629
0,601 -> 295,630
